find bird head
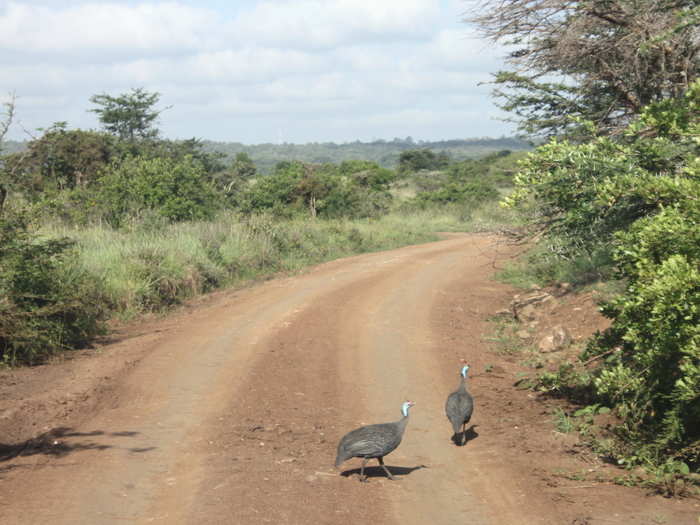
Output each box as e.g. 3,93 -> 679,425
460,363 -> 470,378
401,400 -> 415,416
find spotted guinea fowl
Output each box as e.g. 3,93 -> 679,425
335,401 -> 414,482
445,363 -> 474,445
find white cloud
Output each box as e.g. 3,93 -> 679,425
0,0 -> 515,142
0,2 -> 219,57
230,0 -> 439,50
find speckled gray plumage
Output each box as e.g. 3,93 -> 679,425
335,405 -> 412,481
335,416 -> 409,467
446,375 -> 473,443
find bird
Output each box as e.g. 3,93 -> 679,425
335,400 -> 415,482
445,362 -> 474,446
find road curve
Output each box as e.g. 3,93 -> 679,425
1,234 -> 569,524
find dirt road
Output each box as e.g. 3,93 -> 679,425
1,234 -> 697,524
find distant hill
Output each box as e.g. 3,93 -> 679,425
3,137 -> 533,174
202,137 -> 533,173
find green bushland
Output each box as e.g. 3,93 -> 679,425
504,81 -> 700,478
0,86 -> 523,366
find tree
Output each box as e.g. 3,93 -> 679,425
89,88 -> 168,142
398,149 -> 450,174
0,92 -> 16,211
467,0 -> 700,138
230,152 -> 257,179
96,155 -> 220,226
7,123 -> 115,193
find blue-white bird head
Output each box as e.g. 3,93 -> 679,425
401,400 -> 415,417
461,364 -> 470,378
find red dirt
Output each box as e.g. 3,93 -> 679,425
0,234 -> 698,524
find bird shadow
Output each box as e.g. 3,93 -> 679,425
341,464 -> 428,480
451,424 -> 479,446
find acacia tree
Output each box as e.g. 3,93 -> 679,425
467,0 -> 700,138
89,88 -> 168,142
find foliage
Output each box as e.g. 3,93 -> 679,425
96,155 -> 220,226
339,160 -> 397,190
238,161 -> 391,219
0,211 -> 107,365
398,148 -> 450,174
200,136 -> 531,173
230,152 -> 257,179
42,210 -> 461,318
585,203 -> 700,466
409,180 -> 499,208
89,88 -> 166,142
0,92 -> 16,211
7,136 -> 533,175
467,0 -> 699,138
505,81 -> 700,257
508,80 -> 700,469
402,150 -> 519,210
4,123 -> 115,194
135,137 -> 228,177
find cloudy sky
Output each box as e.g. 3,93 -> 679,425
1,0 -> 513,144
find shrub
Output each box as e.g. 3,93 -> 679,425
397,149 -> 450,174
96,155 -> 220,226
508,80 -> 700,469
238,161 -> 390,219
0,211 -> 108,365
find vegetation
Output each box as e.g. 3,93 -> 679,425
5,136 -> 532,175
503,81 -> 700,475
0,211 -> 108,365
468,0 -> 699,138
89,88 -> 168,142
0,87 -> 520,366
465,0 -> 699,479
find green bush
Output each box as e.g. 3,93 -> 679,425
4,124 -> 115,195
409,180 -> 499,208
238,161 -> 390,219
96,155 -> 220,226
397,149 -> 450,174
0,212 -> 108,365
509,80 -> 700,469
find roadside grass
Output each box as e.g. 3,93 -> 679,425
495,243 -> 616,290
484,317 -> 524,355
41,206 -> 498,319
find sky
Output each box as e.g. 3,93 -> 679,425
0,0 -> 514,144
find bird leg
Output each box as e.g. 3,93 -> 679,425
377,457 -> 395,480
359,457 -> 369,482
461,423 -> 467,446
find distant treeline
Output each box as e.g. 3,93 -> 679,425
3,136 -> 531,174
200,137 -> 532,173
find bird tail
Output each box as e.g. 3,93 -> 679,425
334,453 -> 345,469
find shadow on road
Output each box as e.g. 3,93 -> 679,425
451,424 -> 479,446
341,463 -> 428,479
0,427 -> 155,477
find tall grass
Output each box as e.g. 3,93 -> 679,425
41,209 -> 492,319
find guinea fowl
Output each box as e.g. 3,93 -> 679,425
445,363 -> 474,445
335,401 -> 414,482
